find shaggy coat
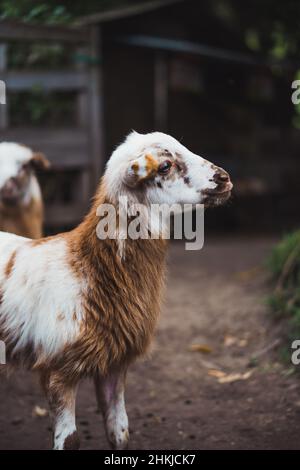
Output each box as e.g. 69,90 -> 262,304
0,131 -> 232,450
0,143 -> 49,238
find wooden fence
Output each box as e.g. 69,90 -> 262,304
0,20 -> 104,229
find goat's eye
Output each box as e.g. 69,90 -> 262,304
158,160 -> 172,175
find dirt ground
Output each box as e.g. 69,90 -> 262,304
1,236 -> 300,450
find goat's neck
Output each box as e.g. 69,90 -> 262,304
66,182 -> 168,371
73,180 -> 168,268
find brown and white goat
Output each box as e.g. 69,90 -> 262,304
0,132 -> 232,450
0,142 -> 49,238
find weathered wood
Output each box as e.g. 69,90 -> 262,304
0,128 -> 89,169
0,20 -> 98,229
154,52 -> 168,131
115,34 -> 300,69
88,25 -> 105,194
3,70 -> 88,91
0,20 -> 89,43
78,0 -> 182,25
45,202 -> 87,226
75,46 -> 89,128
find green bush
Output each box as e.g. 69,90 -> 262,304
268,230 -> 300,339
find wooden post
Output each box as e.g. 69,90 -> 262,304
88,25 -> 105,194
154,52 -> 168,132
75,45 -> 89,128
0,44 -> 8,129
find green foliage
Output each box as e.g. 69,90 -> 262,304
10,90 -> 76,126
267,231 -> 300,280
245,29 -> 261,52
0,2 -> 72,24
268,231 -> 300,340
0,1 -> 143,24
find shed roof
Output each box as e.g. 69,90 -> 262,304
77,0 -> 184,25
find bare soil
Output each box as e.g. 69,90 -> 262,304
1,237 -> 300,450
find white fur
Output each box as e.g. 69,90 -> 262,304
105,392 -> 129,450
105,131 -> 217,205
23,175 -> 42,205
0,234 -> 84,359
0,132 -> 227,364
0,143 -> 33,189
0,142 -> 43,207
53,408 -> 77,450
103,131 -> 228,255
0,131 -> 232,450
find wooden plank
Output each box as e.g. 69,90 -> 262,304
88,25 -> 105,193
78,0 -> 182,25
115,34 -> 300,69
154,52 -> 168,131
75,46 -> 89,127
0,128 -> 89,169
2,70 -> 88,91
45,202 -> 87,226
0,20 -> 89,43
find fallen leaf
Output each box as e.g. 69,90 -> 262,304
224,335 -> 248,348
234,266 -> 262,282
244,371 -> 253,379
189,344 -> 212,353
154,416 -> 162,423
33,405 -> 48,418
208,369 -> 226,378
224,335 -> 237,347
218,370 -> 253,384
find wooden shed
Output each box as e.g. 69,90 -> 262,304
78,0 -> 300,233
0,0 -> 299,233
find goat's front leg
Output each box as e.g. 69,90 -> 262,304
94,368 -> 129,450
41,371 -> 80,450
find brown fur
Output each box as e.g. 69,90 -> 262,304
40,370 -> 79,449
49,180 -> 167,383
145,153 -> 159,176
2,176 -> 168,451
0,148 -> 49,239
5,250 -> 17,278
0,196 -> 44,239
63,431 -> 80,450
30,152 -> 50,171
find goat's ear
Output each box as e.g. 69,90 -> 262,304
29,152 -> 51,171
124,154 -> 158,188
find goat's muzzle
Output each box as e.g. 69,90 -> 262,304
203,168 -> 233,207
0,179 -> 22,206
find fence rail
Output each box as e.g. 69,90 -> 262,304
0,20 -> 103,229
0,20 -> 89,43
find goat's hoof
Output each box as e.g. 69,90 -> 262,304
109,429 -> 129,450
53,431 -> 80,450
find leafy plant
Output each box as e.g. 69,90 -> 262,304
268,231 -> 300,341
0,2 -> 72,24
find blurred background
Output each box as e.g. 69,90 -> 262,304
1,0 -> 300,450
1,0 -> 300,234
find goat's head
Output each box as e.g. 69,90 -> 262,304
105,131 -> 232,207
0,142 -> 50,206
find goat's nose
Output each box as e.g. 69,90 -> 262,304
214,169 -> 230,184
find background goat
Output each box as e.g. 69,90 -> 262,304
0,131 -> 232,450
0,142 -> 49,238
